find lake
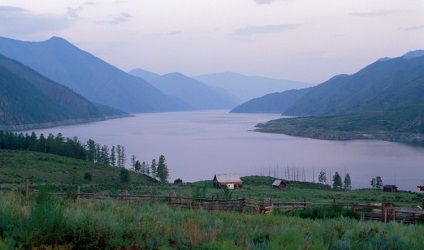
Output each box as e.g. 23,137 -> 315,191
25,110 -> 424,191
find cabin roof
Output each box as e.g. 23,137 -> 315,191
384,185 -> 398,188
214,174 -> 242,183
272,179 -> 285,186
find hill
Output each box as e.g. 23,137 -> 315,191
0,54 -> 126,131
283,55 -> 424,116
128,68 -> 161,82
255,103 -> 424,143
0,36 -> 190,113
0,150 -> 156,192
150,72 -> 238,110
230,88 -> 310,113
232,53 -> 424,116
194,72 -> 312,103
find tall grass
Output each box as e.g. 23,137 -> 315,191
1,191 -> 423,249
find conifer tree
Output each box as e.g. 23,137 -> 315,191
332,172 -> 342,189
157,155 -> 169,183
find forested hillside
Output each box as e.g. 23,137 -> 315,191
0,54 -> 126,131
0,36 -> 190,113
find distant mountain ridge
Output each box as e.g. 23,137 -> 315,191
0,36 -> 190,113
0,54 -> 126,131
129,68 -> 161,83
194,72 -> 312,103
232,52 -> 424,116
148,72 -> 238,110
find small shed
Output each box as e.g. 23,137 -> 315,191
213,174 -> 243,189
272,179 -> 287,189
383,185 -> 398,192
418,186 -> 424,192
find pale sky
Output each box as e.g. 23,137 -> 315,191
1,0 -> 423,83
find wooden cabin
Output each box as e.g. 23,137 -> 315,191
383,185 -> 398,192
418,186 -> 424,191
272,179 -> 287,189
213,174 -> 243,189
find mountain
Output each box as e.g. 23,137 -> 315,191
149,72 -> 238,110
0,36 -> 190,113
0,54 -> 126,131
255,103 -> 424,143
128,68 -> 161,82
230,88 -> 310,113
283,55 -> 424,116
193,72 -> 312,103
401,50 -> 424,60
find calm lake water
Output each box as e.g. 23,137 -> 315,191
26,110 -> 424,191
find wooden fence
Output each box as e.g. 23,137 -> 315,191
13,181 -> 424,222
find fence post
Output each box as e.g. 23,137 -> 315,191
242,194 -> 246,213
169,191 -> 175,206
25,179 -> 29,198
77,186 -> 80,199
303,197 -> 306,209
333,197 -> 336,206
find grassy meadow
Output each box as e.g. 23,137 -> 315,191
1,190 -> 424,249
1,149 -> 424,249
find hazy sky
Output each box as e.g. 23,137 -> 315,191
1,0 -> 423,83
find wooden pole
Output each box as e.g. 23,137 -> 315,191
25,179 -> 29,198
77,186 -> 80,200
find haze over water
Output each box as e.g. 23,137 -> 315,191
27,111 -> 424,191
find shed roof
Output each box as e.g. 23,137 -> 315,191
272,179 -> 285,186
214,174 -> 242,183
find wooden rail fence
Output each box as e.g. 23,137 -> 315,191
13,181 -> 424,222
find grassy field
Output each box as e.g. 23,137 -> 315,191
1,149 -> 424,248
1,150 -> 423,207
1,190 -> 423,249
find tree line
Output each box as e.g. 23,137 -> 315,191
0,131 -> 169,182
317,170 -> 352,190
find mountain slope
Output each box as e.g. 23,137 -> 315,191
230,88 -> 310,113
284,55 -> 424,116
128,68 -> 161,82
255,103 -> 424,143
150,72 -> 238,110
0,54 -> 126,131
0,36 -> 190,113
194,72 -> 312,103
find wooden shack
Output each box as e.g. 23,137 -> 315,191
213,174 -> 243,189
272,179 -> 287,189
418,186 -> 424,191
383,185 -> 398,192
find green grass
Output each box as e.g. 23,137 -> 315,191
1,150 -> 423,207
0,150 -> 157,193
1,151 -> 424,248
255,103 -> 424,143
1,191 -> 423,249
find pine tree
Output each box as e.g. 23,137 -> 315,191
376,176 -> 383,189
157,155 -> 169,183
110,146 -> 116,167
86,139 -> 96,162
116,145 -> 122,167
151,159 -> 157,179
130,155 -> 136,171
134,160 -> 142,173
371,177 -> 376,188
318,170 -> 327,184
343,173 -> 352,190
100,145 -> 109,165
332,172 -> 342,189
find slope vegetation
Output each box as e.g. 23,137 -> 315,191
0,54 -> 126,131
0,36 -> 190,113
